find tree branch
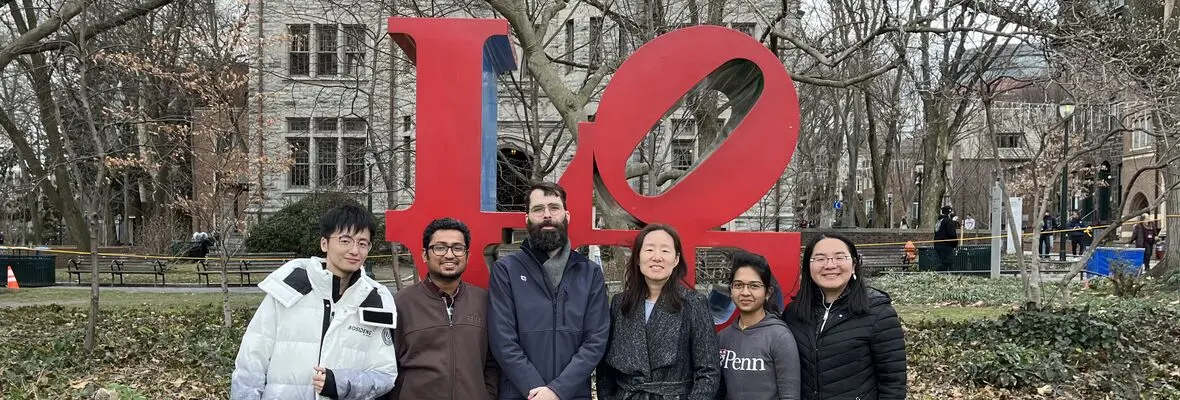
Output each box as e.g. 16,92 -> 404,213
2,0 -> 176,71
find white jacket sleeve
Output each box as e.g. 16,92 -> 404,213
230,296 -> 279,400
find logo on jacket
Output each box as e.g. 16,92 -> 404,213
521,275 -> 527,282
348,325 -> 373,337
720,349 -> 767,371
383,328 -> 394,346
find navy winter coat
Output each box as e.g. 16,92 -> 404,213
488,240 -> 611,400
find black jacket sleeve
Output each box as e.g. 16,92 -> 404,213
869,304 -> 907,400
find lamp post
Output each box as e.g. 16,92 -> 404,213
1058,98 -> 1076,261
887,193 -> 894,228
914,161 -> 924,227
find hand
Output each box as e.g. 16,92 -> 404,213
527,386 -> 560,400
312,366 -> 327,394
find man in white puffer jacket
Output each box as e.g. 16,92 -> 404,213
231,203 -> 398,400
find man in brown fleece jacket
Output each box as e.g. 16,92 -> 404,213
384,218 -> 500,399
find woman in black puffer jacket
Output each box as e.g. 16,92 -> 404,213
783,233 -> 906,400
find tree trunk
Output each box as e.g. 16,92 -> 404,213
918,100 -> 952,230
220,252 -> 232,327
85,213 -> 100,351
1158,133 -> 1180,278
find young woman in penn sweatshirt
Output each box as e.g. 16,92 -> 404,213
716,251 -> 800,400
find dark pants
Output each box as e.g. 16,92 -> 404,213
1071,238 -> 1085,256
1039,234 -> 1052,256
1142,245 -> 1153,269
935,246 -> 954,271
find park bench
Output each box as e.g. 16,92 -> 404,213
858,246 -> 914,276
67,257 -> 119,285
67,257 -> 168,285
110,258 -> 169,286
197,252 -> 296,286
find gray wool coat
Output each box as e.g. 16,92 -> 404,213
595,285 -> 721,400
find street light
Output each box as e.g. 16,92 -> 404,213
914,161 -> 924,227
1058,98 -> 1076,261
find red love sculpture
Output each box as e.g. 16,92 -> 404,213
386,18 -> 801,328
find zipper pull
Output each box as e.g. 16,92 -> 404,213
818,308 -> 831,334
442,294 -> 454,326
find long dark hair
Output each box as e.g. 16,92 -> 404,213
619,224 -> 689,317
788,233 -> 869,323
728,251 -> 783,317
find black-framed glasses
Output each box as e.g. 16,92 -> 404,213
429,244 -> 468,256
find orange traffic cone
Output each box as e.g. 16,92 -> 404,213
6,265 -> 19,291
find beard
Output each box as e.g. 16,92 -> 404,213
429,265 -> 464,282
527,218 -> 569,253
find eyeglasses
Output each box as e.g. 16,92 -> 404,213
529,204 -> 564,216
809,255 -> 852,265
730,282 -> 765,292
334,236 -> 372,251
429,244 -> 468,256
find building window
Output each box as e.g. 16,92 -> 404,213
287,117 -> 370,190
730,22 -> 757,36
402,115 -> 412,132
316,137 -> 338,187
402,135 -> 413,189
589,17 -> 603,70
289,25 -> 311,76
344,118 -> 366,134
670,118 -> 695,136
343,25 -> 366,77
288,117 -> 310,133
996,132 -> 1022,148
671,138 -> 696,170
316,24 -> 339,76
288,138 -> 310,187
288,24 -> 370,78
1132,116 -> 1152,149
344,138 -> 366,187
316,117 -> 338,134
564,20 -> 574,73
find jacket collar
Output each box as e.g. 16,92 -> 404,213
307,257 -> 372,306
607,285 -> 690,374
422,277 -> 464,299
326,262 -> 362,302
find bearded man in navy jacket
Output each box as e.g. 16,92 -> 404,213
488,182 -> 610,400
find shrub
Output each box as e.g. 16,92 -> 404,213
245,193 -> 387,257
1107,259 -> 1149,297
909,302 -> 1180,397
872,273 -> 1027,305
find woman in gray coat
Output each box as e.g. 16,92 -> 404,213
596,224 -> 720,400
